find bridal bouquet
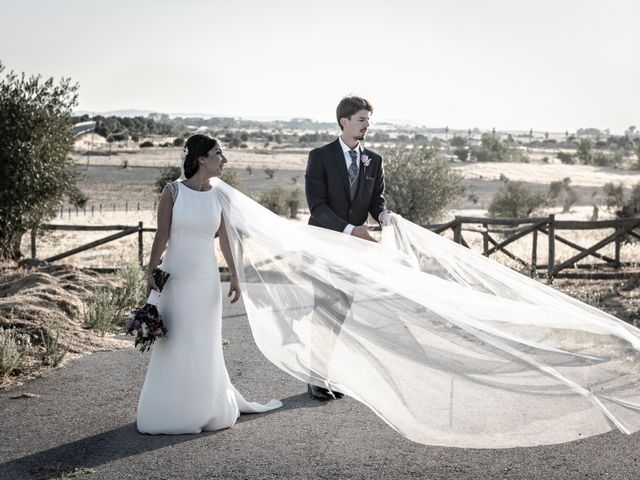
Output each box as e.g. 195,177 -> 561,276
125,268 -> 170,352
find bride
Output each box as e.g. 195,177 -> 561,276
136,134 -> 282,434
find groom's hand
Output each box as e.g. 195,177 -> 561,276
351,226 -> 377,242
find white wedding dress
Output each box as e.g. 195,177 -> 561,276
136,181 -> 282,435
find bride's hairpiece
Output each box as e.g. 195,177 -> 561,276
180,147 -> 189,162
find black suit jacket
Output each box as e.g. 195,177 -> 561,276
305,139 -> 386,232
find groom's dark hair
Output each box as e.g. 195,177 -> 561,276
183,134 -> 219,178
336,96 -> 373,131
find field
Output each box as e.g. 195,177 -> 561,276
19,145 -> 640,276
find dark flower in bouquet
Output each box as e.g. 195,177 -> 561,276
125,268 -> 170,352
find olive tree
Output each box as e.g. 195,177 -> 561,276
488,178 -> 547,218
0,63 -> 79,260
383,147 -> 464,224
548,177 -> 579,213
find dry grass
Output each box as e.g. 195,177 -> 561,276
452,162 -> 640,188
71,147 -> 307,171
0,263 -> 130,387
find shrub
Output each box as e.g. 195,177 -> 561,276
577,139 -> 593,164
139,140 -> 154,148
383,147 -> 464,224
155,166 -> 182,193
113,262 -> 146,315
556,152 -> 575,164
488,180 -> 547,218
287,189 -> 302,219
471,135 -> 529,163
264,167 -> 275,179
81,263 -> 150,335
453,148 -> 469,161
259,187 -> 288,216
67,186 -> 89,208
603,182 -> 625,211
607,182 -> 640,218
593,152 -> 611,167
472,134 -> 510,162
173,137 -> 184,147
221,169 -> 242,191
450,136 -> 467,148
0,327 -> 31,377
39,328 -> 68,367
548,177 -> 579,213
83,286 -> 121,335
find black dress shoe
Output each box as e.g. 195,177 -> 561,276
308,383 -> 334,401
331,390 -> 345,399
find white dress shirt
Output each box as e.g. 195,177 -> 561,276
338,136 -> 361,235
338,135 -> 361,171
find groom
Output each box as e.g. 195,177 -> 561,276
304,95 -> 390,401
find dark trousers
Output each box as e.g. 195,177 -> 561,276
308,269 -> 354,382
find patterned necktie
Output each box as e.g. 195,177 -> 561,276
348,149 -> 358,184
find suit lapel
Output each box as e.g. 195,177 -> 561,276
332,139 -> 351,199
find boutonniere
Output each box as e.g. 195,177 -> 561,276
361,154 -> 371,168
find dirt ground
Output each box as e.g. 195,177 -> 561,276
0,263 -> 129,388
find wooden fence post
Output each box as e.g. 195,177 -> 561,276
531,228 -> 538,277
547,214 -> 555,284
482,222 -> 488,255
453,218 -> 462,244
31,229 -> 36,259
138,221 -> 144,267
614,227 -> 621,268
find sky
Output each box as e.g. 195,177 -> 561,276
1,0 -> 639,133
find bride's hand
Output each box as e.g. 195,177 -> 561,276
228,275 -> 241,303
146,274 -> 160,294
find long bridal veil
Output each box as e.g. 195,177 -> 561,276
213,177 -> 640,448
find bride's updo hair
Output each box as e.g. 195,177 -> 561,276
182,134 -> 219,179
